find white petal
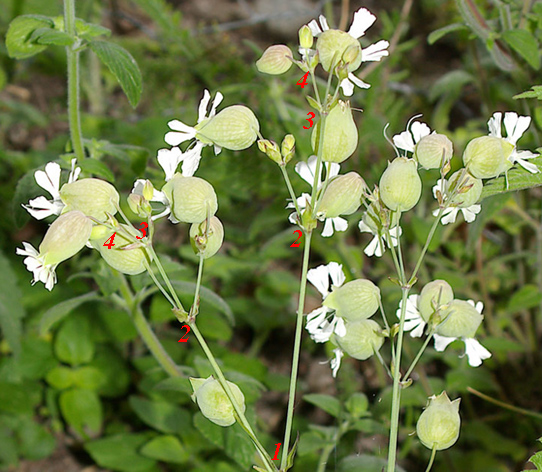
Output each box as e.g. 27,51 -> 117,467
393,130 -> 415,153
340,78 -> 355,97
213,144 -> 222,155
440,207 -> 458,225
504,112 -> 530,145
181,145 -> 203,177
386,226 -> 402,248
308,19 -> 322,36
16,242 -> 39,258
34,162 -> 61,199
307,265 -> 332,297
334,317 -> 347,337
410,121 -> 431,144
409,320 -> 426,338
329,217 -> 348,234
311,320 -> 335,343
330,348 -> 344,378
487,112 -> 502,138
358,220 -> 373,234
361,40 -> 390,62
327,262 -> 345,288
347,7 -> 376,39
461,204 -> 481,223
466,300 -> 484,314
197,90 -> 211,122
432,178 -> 446,200
433,333 -> 457,351
512,155 -> 540,174
463,338 -> 491,367
164,129 -> 195,146
157,147 -> 184,181
326,162 -> 341,179
209,91 -> 224,118
295,157 -> 317,186
23,197 -> 63,220
321,218 -> 335,237
347,73 -> 371,89
364,235 -> 382,257
69,158 -> 81,183
306,306 -> 329,332
319,15 -> 329,31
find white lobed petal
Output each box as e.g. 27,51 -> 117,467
197,90 -> 211,123
340,78 -> 355,97
503,112 -> 530,145
307,19 -> 322,36
463,337 -> 491,366
334,317 -> 347,337
323,217 -> 348,237
327,261 -> 346,288
34,162 -> 61,199
364,234 -> 383,257
157,147 -> 184,181
209,91 -> 224,119
68,158 -> 81,183
393,130 -> 416,153
307,265 -> 332,297
347,7 -> 376,39
181,145 -> 204,177
410,121 -> 431,144
330,348 -> 344,378
164,129 -> 195,146
440,207 -> 459,225
487,112 -> 502,138
433,333 -> 457,351
23,196 -> 64,220
461,205 -> 481,223
361,40 -> 390,62
295,157 -> 318,187
318,15 -> 329,32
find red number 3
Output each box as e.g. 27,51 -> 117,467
303,112 -> 315,129
136,222 -> 148,239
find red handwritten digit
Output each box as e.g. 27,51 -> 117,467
178,325 -> 190,342
303,112 -> 315,130
290,230 -> 302,247
296,71 -> 309,88
136,222 -> 148,239
103,233 -> 116,249
272,443 -> 281,460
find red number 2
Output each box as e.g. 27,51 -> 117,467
290,230 -> 302,247
303,112 -> 315,129
136,222 -> 148,239
272,443 -> 281,460
178,325 -> 190,342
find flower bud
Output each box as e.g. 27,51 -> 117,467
448,170 -> 482,208
190,216 -> 224,259
379,157 -> 422,212
361,202 -> 400,234
336,319 -> 383,360
142,180 -> 154,201
323,279 -> 380,321
299,25 -> 313,49
418,280 -> 454,323
90,224 -> 109,240
281,134 -> 296,165
462,136 -> 514,179
60,178 -> 120,221
436,299 -> 483,339
256,45 -> 293,75
414,133 -> 453,170
190,376 -> 246,427
162,175 -> 218,224
95,225 -> 151,275
417,392 -> 461,451
127,194 -> 152,218
40,211 -> 92,265
311,101 -> 358,163
258,139 -> 282,165
317,172 -> 365,218
316,30 -> 362,73
195,105 -> 260,151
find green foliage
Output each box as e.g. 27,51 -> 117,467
0,250 -> 25,357
480,157 -> 542,200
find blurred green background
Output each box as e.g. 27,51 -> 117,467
1,0 -> 542,471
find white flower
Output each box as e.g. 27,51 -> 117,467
305,262 -> 347,343
307,8 -> 389,96
431,179 -> 481,225
488,112 -> 540,174
286,156 -> 346,237
330,348 -> 344,378
156,146 -> 202,180
397,294 -> 426,338
22,159 -> 80,220
131,179 -> 172,222
16,242 -> 57,291
164,90 -> 224,175
393,119 -> 431,155
358,220 -> 401,257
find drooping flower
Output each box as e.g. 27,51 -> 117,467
432,176 -> 482,225
131,179 -> 171,221
397,294 -> 426,338
358,201 -> 402,257
306,7 -> 389,96
23,159 -> 80,220
393,119 -> 431,156
488,112 -> 540,174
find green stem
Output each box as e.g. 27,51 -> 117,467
190,323 -> 276,471
64,0 -> 85,161
280,231 -> 313,468
191,254 -> 204,317
316,420 -> 349,472
425,444 -> 438,472
467,387 -> 542,421
409,209 -> 443,284
403,329 -> 435,381
280,165 -> 301,217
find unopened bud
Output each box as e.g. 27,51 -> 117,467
318,172 -> 364,218
311,101 -> 358,163
448,170 -> 482,208
336,319 -> 383,360
60,178 -> 120,221
462,136 -> 514,179
436,299 -> 483,339
299,25 -> 313,49
281,134 -> 296,164
258,139 -> 282,165
379,157 -> 422,212
90,224 -> 109,241
127,194 -> 152,218
196,105 -> 260,151
418,280 -> 454,322
256,45 -> 293,75
190,216 -> 224,259
190,376 -> 246,427
323,279 -> 381,321
415,133 -> 453,170
417,392 -> 461,451
142,180 -> 154,201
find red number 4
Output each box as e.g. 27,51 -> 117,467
290,230 -> 302,247
296,71 -> 309,88
103,233 -> 116,249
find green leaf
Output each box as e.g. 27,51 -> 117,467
89,40 -> 142,107
72,366 -> 106,390
529,451 -> 542,470
193,411 -> 225,448
154,377 -> 193,395
428,23 -> 468,44
339,454 -> 406,472
298,431 -> 330,456
59,388 -> 103,435
514,85 -> 542,100
46,366 -> 74,390
0,381 -> 41,414
480,157 -> 542,200
0,250 -> 25,357
141,435 -> 189,464
77,158 -> 115,181
75,19 -> 111,40
29,27 -> 74,46
507,284 -> 542,313
129,396 -> 191,435
40,291 -> 102,335
85,433 -> 157,472
502,29 -> 540,70
303,394 -> 341,417
16,416 -> 56,460
54,315 -> 95,366
89,346 -> 130,398
5,15 -> 53,59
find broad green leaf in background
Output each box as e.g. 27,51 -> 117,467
40,291 -> 102,334
0,381 -> 41,415
140,435 -> 189,464
0,251 -> 26,357
77,158 -> 115,182
507,285 -> 542,314
46,366 -> 74,390
54,315 -> 95,366
129,396 -> 191,435
72,366 -> 106,390
480,157 -> 542,200
59,388 -> 103,436
29,27 -> 74,46
75,19 -> 111,40
16,416 -> 55,460
303,394 -> 341,418
502,30 -> 540,70
428,23 -> 468,45
89,40 -> 143,107
5,15 -> 53,59
85,433 -> 157,472
339,455 -> 406,472
514,85 -> 542,100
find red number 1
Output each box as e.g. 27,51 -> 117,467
272,443 -> 281,460
290,230 -> 302,247
178,325 -> 190,342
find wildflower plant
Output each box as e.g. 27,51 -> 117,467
6,1 -> 542,472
